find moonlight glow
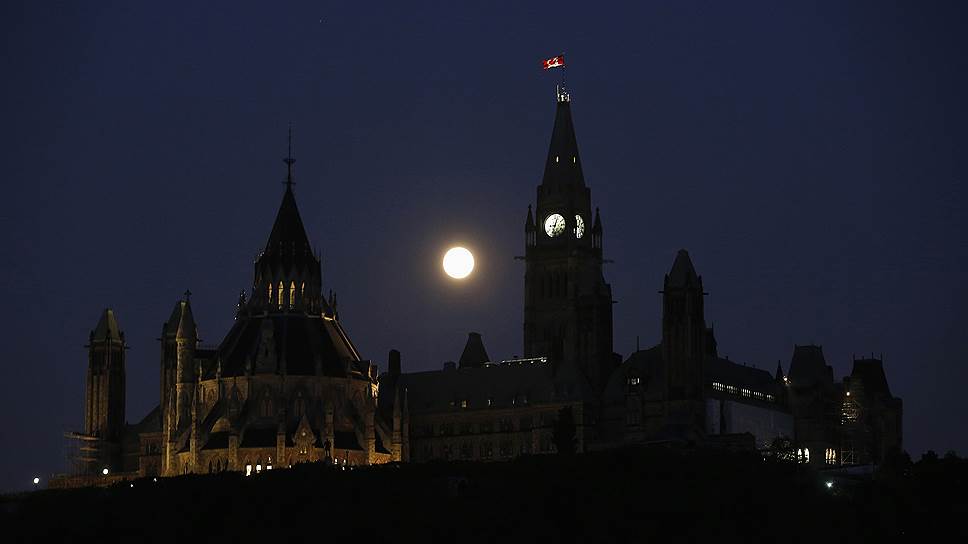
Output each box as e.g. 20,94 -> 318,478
443,247 -> 475,279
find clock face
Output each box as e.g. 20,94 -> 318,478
574,215 -> 585,239
544,213 -> 566,237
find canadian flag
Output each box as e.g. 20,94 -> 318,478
542,55 -> 565,70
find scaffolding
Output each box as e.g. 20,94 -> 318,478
64,431 -> 105,475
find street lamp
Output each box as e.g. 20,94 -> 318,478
102,468 -> 109,476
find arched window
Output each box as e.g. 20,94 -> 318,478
277,282 -> 284,309
294,391 -> 305,418
262,391 -> 273,417
289,281 -> 296,309
300,282 -> 306,302
267,283 -> 273,304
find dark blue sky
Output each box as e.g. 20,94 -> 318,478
1,1 -> 965,491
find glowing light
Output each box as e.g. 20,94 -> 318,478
825,481 -> 834,489
443,247 -> 475,279
32,477 -> 39,485
102,468 -> 109,476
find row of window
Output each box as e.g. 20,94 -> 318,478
420,413 -> 560,437
450,394 -> 529,409
267,281 -> 306,310
421,435 -> 554,460
711,382 -> 775,402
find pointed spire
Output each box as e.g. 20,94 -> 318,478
540,97 -> 585,187
91,308 -> 123,342
666,249 -> 700,289
264,176 -> 311,254
593,207 -> 602,232
775,360 -> 785,382
525,205 -> 535,230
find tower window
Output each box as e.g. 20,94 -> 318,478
289,281 -> 296,309
267,283 -> 272,304
300,282 -> 306,301
277,282 -> 284,309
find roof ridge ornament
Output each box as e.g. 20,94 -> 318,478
283,123 -> 296,190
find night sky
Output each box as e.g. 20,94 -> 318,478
2,1 -> 965,492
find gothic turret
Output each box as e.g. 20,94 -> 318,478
160,293 -> 197,432
85,309 -> 126,443
661,250 -> 707,429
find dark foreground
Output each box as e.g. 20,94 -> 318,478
3,447 -> 965,542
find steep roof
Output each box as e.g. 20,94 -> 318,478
458,332 -> 490,369
91,308 -> 123,342
788,345 -> 834,388
264,186 -> 311,254
540,98 -> 585,187
706,357 -> 782,397
666,250 -> 700,289
216,314 -> 362,378
164,299 -> 196,339
399,359 -> 583,414
849,358 -> 893,398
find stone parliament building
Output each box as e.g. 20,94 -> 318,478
52,88 -> 902,487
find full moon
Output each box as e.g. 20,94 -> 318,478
443,247 -> 475,279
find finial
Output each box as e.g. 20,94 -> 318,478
284,123 -> 296,190
184,289 -> 192,302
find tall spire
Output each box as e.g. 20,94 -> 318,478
284,123 -> 295,191
540,94 -> 585,188
265,128 -> 311,254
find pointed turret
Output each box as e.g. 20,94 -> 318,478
666,250 -> 701,289
661,249 -> 707,430
458,332 -> 490,369
252,131 -> 323,314
91,309 -> 123,342
84,308 -> 126,473
540,95 -> 585,188
775,360 -> 785,382
592,207 -> 603,250
525,205 -> 536,247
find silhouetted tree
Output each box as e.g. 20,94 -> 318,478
920,450 -> 939,464
878,447 -> 913,479
767,436 -> 796,462
551,406 -> 577,455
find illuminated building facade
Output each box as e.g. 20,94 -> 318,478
53,146 -> 405,488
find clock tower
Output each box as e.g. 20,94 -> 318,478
523,87 -> 616,391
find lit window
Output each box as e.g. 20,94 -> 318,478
245,464 -> 252,476
555,156 -> 559,163
300,282 -> 305,301
267,283 -> 272,303
825,448 -> 837,465
726,385 -> 738,395
256,464 -> 262,473
742,388 -> 751,398
289,281 -> 296,309
629,377 -> 641,386
460,399 -> 468,409
766,394 -> 774,402
277,282 -> 284,309
713,382 -> 725,392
